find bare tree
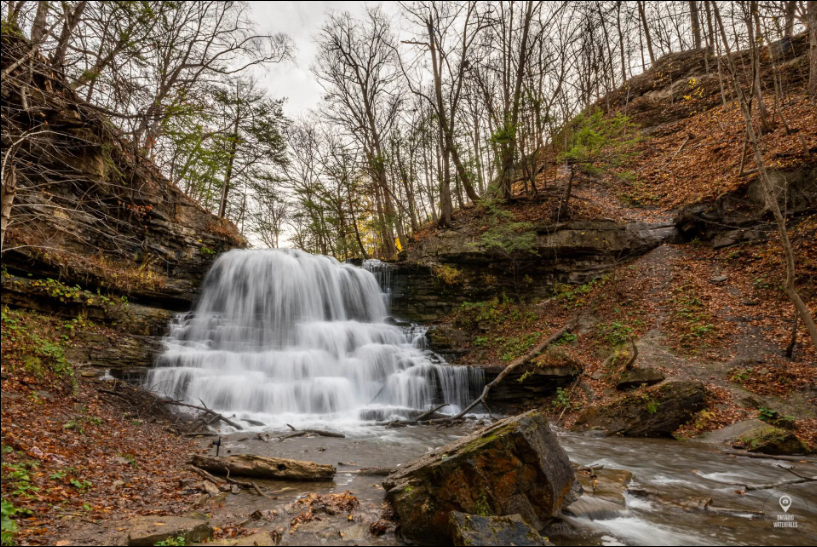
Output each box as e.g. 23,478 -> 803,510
712,1 -> 817,351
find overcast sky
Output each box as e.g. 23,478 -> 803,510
250,2 -> 383,118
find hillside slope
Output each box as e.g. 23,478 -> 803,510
1,32 -> 243,545
399,34 -> 816,450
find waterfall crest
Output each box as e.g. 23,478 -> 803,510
148,249 -> 483,430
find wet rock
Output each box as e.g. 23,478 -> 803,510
481,363 -> 581,403
127,515 -> 212,546
571,381 -> 706,437
737,425 -> 808,455
699,419 -> 769,445
615,367 -> 665,390
449,512 -> 553,546
383,410 -> 579,544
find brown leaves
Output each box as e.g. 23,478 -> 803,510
289,491 -> 360,532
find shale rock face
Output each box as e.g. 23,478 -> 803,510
391,220 -> 678,322
1,34 -> 242,373
383,410 -> 579,544
571,380 -> 706,437
675,167 -> 816,246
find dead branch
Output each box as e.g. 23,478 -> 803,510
694,470 -> 816,491
446,316 -> 580,422
166,400 -> 243,430
721,450 -> 817,463
276,424 -> 345,441
375,403 -> 451,427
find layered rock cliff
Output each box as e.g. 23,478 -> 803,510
1,33 -> 242,373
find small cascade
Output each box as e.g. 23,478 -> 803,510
148,249 -> 483,430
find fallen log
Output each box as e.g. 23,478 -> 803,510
190,454 -> 335,481
446,317 -> 579,422
276,424 -> 346,441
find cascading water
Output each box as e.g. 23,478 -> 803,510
147,249 -> 483,431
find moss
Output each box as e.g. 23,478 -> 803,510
433,265 -> 463,285
740,426 -> 807,455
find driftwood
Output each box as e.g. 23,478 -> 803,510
276,424 -> 346,441
721,450 -> 817,463
340,467 -> 396,476
187,465 -> 267,497
190,454 -> 335,481
446,317 -> 579,422
694,470 -> 816,491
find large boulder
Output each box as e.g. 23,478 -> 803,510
449,512 -> 553,546
383,410 -> 579,544
571,381 -> 706,437
738,425 -> 809,455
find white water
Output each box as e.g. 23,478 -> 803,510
147,249 -> 483,432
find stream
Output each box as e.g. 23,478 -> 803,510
197,426 -> 816,546
148,249 -> 814,545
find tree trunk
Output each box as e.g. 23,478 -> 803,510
784,1 -> 796,38
52,1 -> 87,67
616,1 -> 629,83
30,1 -> 50,44
689,1 -> 702,49
809,1 -> 817,98
713,1 -> 817,351
218,117 -> 240,219
638,1 -> 656,64
748,1 -> 771,130
1,165 -> 17,252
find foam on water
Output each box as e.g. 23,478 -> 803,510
147,249 -> 483,431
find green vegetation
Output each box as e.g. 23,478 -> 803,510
553,276 -> 608,309
557,109 -> 641,173
154,537 -> 187,547
551,387 -> 573,411
454,297 -> 536,330
69,479 -> 93,492
1,461 -> 39,499
1,308 -> 76,388
639,394 -> 660,415
2,498 -> 29,546
433,264 -> 463,285
597,321 -> 634,347
670,284 -> 716,348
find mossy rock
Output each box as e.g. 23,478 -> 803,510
571,380 -> 706,437
739,426 -> 808,455
383,410 -> 578,545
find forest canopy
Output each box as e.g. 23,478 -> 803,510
2,1 -> 815,258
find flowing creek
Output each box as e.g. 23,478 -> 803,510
150,250 -> 815,545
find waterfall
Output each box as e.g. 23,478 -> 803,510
147,249 -> 483,431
